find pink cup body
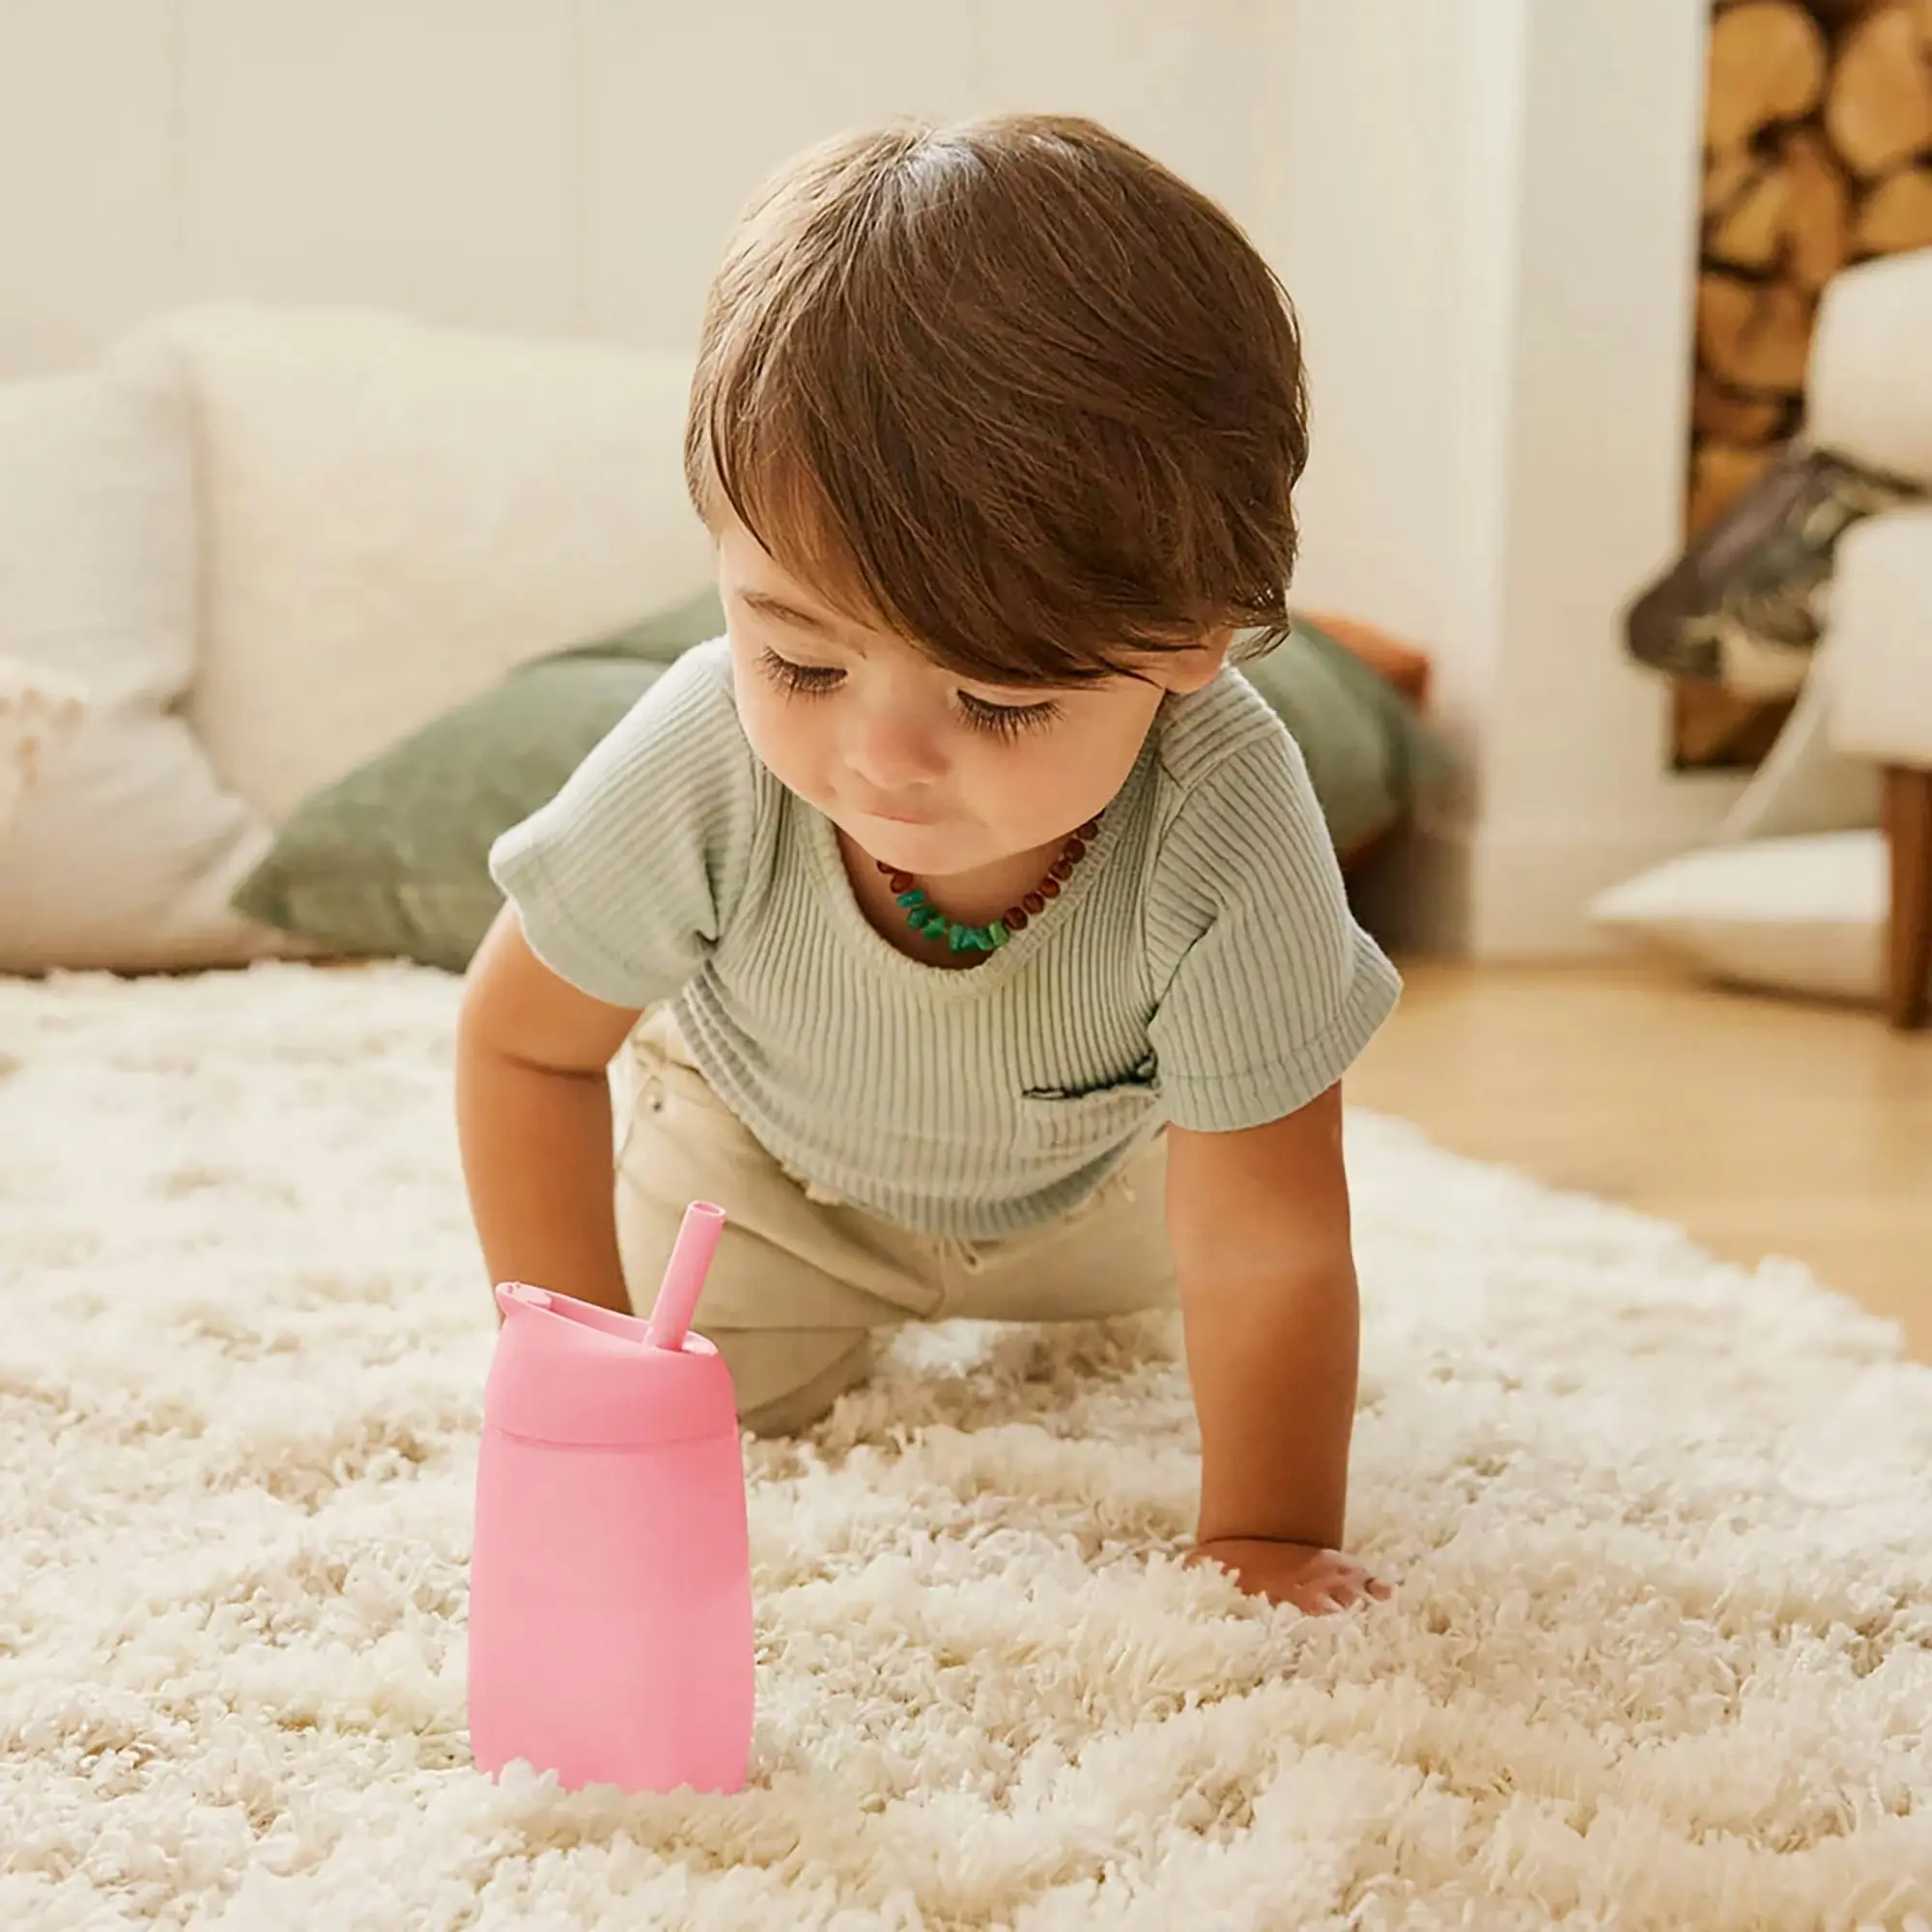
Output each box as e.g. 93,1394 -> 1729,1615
467,1285 -> 753,1795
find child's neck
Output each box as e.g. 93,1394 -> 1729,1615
836,827 -> 1070,969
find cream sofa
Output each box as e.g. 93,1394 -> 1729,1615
1811,250 -> 1932,1029
0,306 -> 713,972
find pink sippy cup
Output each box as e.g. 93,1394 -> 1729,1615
467,1201 -> 753,1794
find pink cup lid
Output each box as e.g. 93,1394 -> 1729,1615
486,1284 -> 738,1448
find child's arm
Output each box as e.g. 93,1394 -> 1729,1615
1164,1082 -> 1392,1613
457,639 -> 762,1316
456,906 -> 643,1317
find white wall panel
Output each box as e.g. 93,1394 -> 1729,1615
0,0 -> 181,373
582,0 -> 980,351
965,0 -> 1261,224
177,0 -> 581,337
0,0 -> 1280,371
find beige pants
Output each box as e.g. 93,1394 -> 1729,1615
612,1006 -> 1176,1434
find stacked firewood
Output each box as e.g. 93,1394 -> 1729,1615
1679,0 -> 1931,768
1693,0 -> 1932,534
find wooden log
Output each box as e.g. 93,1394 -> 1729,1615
1808,0 -> 1885,23
1707,166 -> 1789,269
1825,3 -> 1932,177
1696,272 -> 1814,392
1698,275 -> 1761,384
1781,128 -> 1853,290
1704,129 -> 1852,286
1692,371 -> 1791,443
1856,164 -> 1932,250
1689,438 -> 1781,533
1672,683 -> 1795,770
1674,683 -> 1747,768
1706,2 -> 1830,152
1703,149 -> 1761,226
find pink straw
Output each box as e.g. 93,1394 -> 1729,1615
644,1201 -> 726,1351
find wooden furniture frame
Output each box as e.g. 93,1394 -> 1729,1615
1884,764 -> 1932,1030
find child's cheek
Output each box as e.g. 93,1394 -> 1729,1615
728,671 -> 791,776
735,679 -> 826,805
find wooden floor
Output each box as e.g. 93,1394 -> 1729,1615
1348,962 -> 1932,1361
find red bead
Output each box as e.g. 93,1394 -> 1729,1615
875,859 -> 894,874
1039,876 -> 1061,898
1064,838 -> 1086,863
1005,907 -> 1028,930
1022,892 -> 1045,914
1080,819 -> 1099,839
1049,859 -> 1073,882
888,871 -> 914,893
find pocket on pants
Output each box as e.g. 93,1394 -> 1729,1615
626,1002 -> 692,1073
613,1008 -> 716,1168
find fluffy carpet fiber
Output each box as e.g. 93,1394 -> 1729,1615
2,964 -> 1929,1930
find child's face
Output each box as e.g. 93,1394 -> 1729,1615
715,520 -> 1225,878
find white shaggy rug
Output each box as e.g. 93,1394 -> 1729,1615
2,964 -> 1929,1931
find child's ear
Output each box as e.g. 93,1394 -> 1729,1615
1155,628 -> 1234,696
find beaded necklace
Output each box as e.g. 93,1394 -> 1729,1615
876,816 -> 1100,955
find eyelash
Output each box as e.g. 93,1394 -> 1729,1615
958,692 -> 1063,742
756,648 -> 1062,741
758,649 -> 841,697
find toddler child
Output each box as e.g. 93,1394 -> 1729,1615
456,114 -> 1402,1616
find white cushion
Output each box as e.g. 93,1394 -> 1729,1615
0,360 -> 284,973
124,304 -> 715,824
1806,249 -> 1932,488
1718,638 -> 1879,843
1590,833 -> 1889,1005
1825,506 -> 1932,770
0,656 -> 87,838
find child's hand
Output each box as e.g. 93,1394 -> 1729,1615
1184,1538 -> 1393,1615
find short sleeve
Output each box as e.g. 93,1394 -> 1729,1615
1145,722 -> 1402,1131
486,638 -> 765,1009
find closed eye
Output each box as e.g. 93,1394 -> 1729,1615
760,646 -> 1062,741
959,693 -> 1061,740
758,647 -> 843,696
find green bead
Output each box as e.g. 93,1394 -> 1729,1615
948,924 -> 973,952
896,889 -> 927,910
987,922 -> 1009,948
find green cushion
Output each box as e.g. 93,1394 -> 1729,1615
231,589 -> 725,972
234,588 -> 1445,973
1242,618 -> 1451,860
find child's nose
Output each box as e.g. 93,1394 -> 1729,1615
845,707 -> 947,791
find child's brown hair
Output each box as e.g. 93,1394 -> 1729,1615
685,114 -> 1309,689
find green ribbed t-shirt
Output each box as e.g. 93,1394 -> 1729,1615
488,635 -> 1401,1240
